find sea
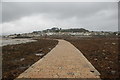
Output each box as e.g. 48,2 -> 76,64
0,38 -> 36,46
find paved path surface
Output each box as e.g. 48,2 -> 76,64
17,40 -> 100,78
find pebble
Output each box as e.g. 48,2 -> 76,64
19,66 -> 27,69
35,53 -> 44,56
105,57 -> 108,59
107,67 -> 110,69
48,48 -> 52,50
58,67 -> 62,69
101,66 -> 103,68
74,73 -> 80,76
112,43 -> 116,45
104,42 -> 108,44
111,70 -> 116,75
102,53 -> 105,55
67,72 -> 74,75
113,51 -> 116,53
90,70 -> 94,73
102,50 -> 105,52
53,74 -> 59,78
94,58 -> 97,61
109,61 -> 113,63
37,49 -> 43,53
20,58 -> 25,61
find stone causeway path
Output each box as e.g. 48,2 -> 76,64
17,40 -> 100,79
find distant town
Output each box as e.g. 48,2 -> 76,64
2,27 -> 120,38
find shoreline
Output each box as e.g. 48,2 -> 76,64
2,38 -> 58,80
1,38 -> 37,47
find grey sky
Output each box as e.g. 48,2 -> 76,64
1,2 -> 118,35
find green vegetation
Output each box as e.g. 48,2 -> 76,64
43,27 -> 89,33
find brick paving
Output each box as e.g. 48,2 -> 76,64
17,40 -> 100,78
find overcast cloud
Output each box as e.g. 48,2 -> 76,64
1,2 -> 118,35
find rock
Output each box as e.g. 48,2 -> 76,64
102,53 -> 105,55
48,48 -> 52,50
74,73 -> 80,76
20,58 -> 25,61
113,51 -> 116,53
94,58 -> 97,61
102,50 -> 105,52
112,43 -> 116,45
107,67 -> 110,69
111,70 -> 116,75
105,57 -> 108,59
105,42 -> 108,44
109,61 -> 113,63
90,70 -> 94,73
67,72 -> 74,75
37,49 -> 43,53
53,74 -> 59,78
101,66 -> 103,68
35,53 -> 44,56
19,66 -> 27,69
58,67 -> 62,69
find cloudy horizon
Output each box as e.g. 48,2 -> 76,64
1,2 -> 118,35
